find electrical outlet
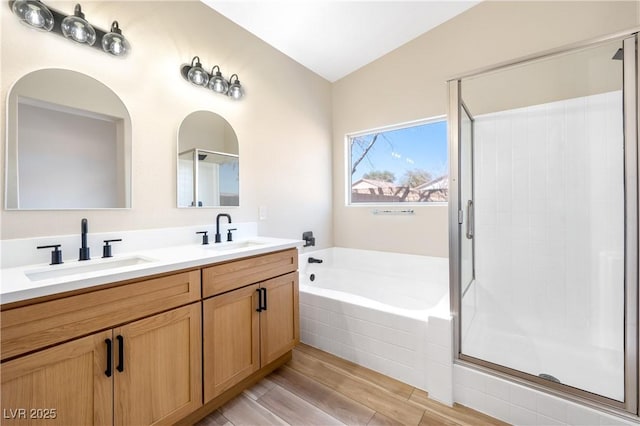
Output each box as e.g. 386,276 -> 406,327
259,205 -> 268,220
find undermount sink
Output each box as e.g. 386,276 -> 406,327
25,256 -> 153,282
205,240 -> 266,251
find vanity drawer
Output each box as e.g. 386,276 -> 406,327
1,270 -> 201,361
202,248 -> 298,298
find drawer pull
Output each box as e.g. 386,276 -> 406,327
116,335 -> 124,372
105,338 -> 112,377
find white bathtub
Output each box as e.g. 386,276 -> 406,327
298,247 -> 453,400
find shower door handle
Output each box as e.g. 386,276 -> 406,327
466,200 -> 474,239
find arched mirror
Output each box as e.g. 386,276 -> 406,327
5,69 -> 131,209
177,111 -> 239,207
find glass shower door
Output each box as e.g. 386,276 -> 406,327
452,35 -> 637,411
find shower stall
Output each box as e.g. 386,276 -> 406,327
449,32 -> 639,416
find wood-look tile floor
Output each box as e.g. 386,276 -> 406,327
195,344 -> 510,426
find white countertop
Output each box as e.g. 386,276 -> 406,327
1,237 -> 302,305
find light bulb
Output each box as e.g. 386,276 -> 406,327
25,8 -> 45,26
111,39 -> 123,55
72,24 -> 88,42
211,79 -> 227,93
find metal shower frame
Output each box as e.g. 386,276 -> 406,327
447,30 -> 639,418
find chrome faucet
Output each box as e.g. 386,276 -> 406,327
215,213 -> 232,243
79,218 -> 90,261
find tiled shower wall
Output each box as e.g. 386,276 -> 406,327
472,90 -> 624,342
456,91 -> 636,425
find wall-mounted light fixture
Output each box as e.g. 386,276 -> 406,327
180,56 -> 244,100
9,0 -> 131,57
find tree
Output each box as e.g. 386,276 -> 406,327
351,134 -> 379,175
401,169 -> 432,188
362,170 -> 395,182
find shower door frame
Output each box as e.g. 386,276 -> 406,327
448,31 -> 639,417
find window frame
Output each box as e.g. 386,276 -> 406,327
345,115 -> 448,207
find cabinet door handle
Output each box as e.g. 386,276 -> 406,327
105,338 -> 112,377
262,288 -> 268,311
116,335 -> 124,372
256,288 -> 263,312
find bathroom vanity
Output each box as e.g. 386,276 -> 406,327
0,241 -> 299,425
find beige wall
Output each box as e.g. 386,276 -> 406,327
1,1 -> 333,244
332,1 -> 639,257
3,1 -> 639,256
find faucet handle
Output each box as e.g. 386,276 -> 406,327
196,231 -> 209,245
226,228 -> 237,242
102,239 -> 122,258
37,244 -> 63,265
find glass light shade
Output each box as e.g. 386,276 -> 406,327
102,22 -> 130,56
228,79 -> 243,100
61,6 -> 96,45
208,72 -> 229,94
102,33 -> 129,56
12,0 -> 54,31
187,64 -> 209,87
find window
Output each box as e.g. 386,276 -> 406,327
347,117 -> 448,205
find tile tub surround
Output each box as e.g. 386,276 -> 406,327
298,247 -> 453,405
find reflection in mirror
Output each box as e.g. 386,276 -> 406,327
177,111 -> 239,207
5,69 -> 131,209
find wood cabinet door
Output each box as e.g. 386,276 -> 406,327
114,303 -> 202,426
203,284 -> 260,402
1,331 -> 112,426
260,272 -> 299,366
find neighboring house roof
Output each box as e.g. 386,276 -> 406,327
351,175 -> 448,202
415,175 -> 448,191
351,178 -> 397,190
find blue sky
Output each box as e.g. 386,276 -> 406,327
350,120 -> 448,183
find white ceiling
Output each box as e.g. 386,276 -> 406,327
202,1 -> 480,82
